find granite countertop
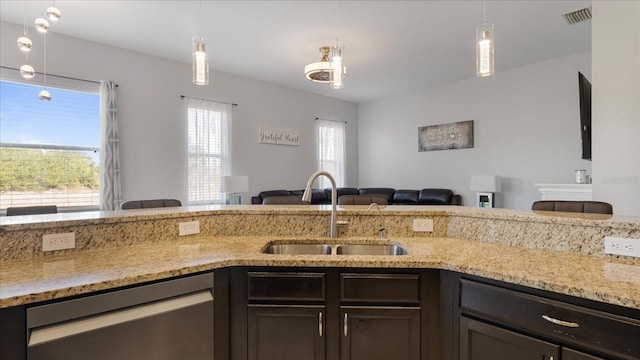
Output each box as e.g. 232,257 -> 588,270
2,233 -> 639,310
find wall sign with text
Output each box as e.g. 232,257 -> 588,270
258,127 -> 300,146
418,120 -> 474,152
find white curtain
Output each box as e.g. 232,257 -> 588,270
316,119 -> 346,188
183,97 -> 231,204
99,80 -> 121,210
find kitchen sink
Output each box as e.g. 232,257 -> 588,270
262,244 -> 333,255
261,242 -> 408,256
335,244 -> 408,256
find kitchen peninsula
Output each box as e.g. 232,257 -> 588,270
1,205 -> 639,359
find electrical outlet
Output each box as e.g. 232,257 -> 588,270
179,221 -> 200,236
413,219 -> 434,232
42,232 -> 75,252
604,236 -> 640,258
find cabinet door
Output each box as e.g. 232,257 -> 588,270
248,305 -> 325,360
562,348 -> 606,360
460,316 -> 560,360
340,306 -> 420,360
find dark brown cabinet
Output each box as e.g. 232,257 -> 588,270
341,306 -> 420,360
248,305 -> 325,360
237,269 -> 428,360
460,316 -> 560,360
562,348 -> 607,360
454,275 -> 640,360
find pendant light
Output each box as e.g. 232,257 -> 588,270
192,1 -> 209,85
330,41 -> 345,89
329,0 -> 346,89
47,1 -> 61,22
34,17 -> 49,33
38,31 -> 51,101
192,37 -> 209,85
18,1 -> 35,79
476,0 -> 495,77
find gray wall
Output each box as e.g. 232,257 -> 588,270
592,1 -> 640,216
358,52 -> 592,209
0,21 -> 359,204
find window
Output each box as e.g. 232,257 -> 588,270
0,75 -> 100,211
316,119 -> 346,188
186,99 -> 231,204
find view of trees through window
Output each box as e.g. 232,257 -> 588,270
0,79 -> 100,211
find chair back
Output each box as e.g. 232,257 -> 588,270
262,196 -> 306,205
532,200 -> 613,214
338,195 -> 389,205
121,199 -> 182,210
6,205 -> 58,216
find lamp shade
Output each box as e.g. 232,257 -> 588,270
470,175 -> 501,192
222,176 -> 249,193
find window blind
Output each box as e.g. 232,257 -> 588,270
186,98 -> 231,204
316,119 -> 346,188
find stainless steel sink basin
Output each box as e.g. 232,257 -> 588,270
262,242 -> 408,256
262,244 -> 332,255
335,244 -> 408,256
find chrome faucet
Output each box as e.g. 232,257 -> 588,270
302,171 -> 338,238
367,202 -> 386,239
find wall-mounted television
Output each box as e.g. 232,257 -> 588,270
579,71 -> 592,160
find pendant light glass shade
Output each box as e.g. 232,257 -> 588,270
476,22 -> 495,77
192,37 -> 209,85
38,89 -> 52,101
17,36 -> 32,52
35,17 -> 50,33
19,64 -> 35,79
330,45 -> 345,89
47,6 -> 61,21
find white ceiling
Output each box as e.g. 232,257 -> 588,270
0,1 -> 591,103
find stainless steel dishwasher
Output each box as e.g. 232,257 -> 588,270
26,272 -> 214,360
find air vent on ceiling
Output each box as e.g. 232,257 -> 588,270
563,7 -> 592,24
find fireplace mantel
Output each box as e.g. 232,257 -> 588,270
534,183 -> 593,201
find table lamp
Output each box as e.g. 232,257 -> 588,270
470,175 -> 501,208
223,176 -> 249,204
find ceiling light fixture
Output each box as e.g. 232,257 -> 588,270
34,16 -> 49,33
17,1 -> 32,52
305,46 -> 332,83
192,37 -> 209,85
192,1 -> 209,85
46,1 -> 61,22
329,0 -> 345,89
476,0 -> 495,77
38,31 -> 51,101
18,1 -> 35,79
330,42 -> 345,90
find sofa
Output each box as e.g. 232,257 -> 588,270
251,187 -> 462,205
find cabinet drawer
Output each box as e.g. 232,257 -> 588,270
248,272 -> 325,302
340,273 -> 420,304
460,279 -> 640,360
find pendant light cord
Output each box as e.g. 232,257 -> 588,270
483,0 -> 486,22
199,0 -> 203,36
43,32 -> 47,88
23,1 -> 28,35
23,0 -> 29,62
335,0 -> 339,44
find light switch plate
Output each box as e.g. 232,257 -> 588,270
179,221 -> 200,236
604,236 -> 640,258
42,232 -> 76,252
413,219 -> 434,232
